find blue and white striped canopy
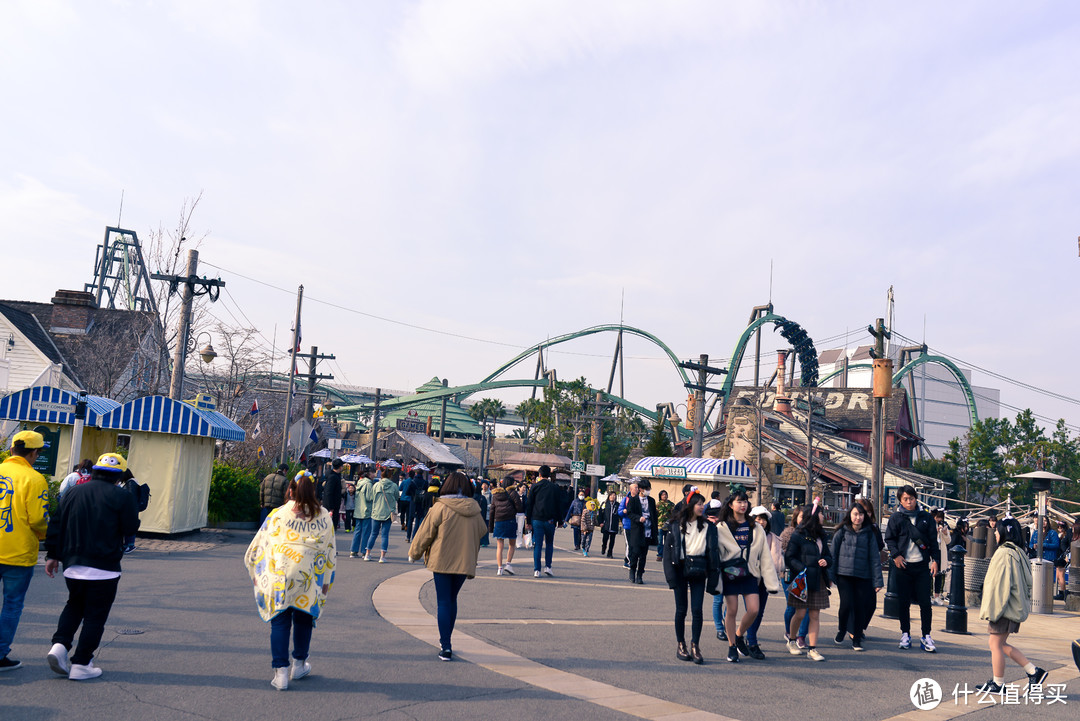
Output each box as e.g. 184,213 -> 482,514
98,395 -> 246,442
631,456 -> 753,480
0,386 -> 119,426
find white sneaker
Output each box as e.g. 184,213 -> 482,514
271,667 -> 289,690
807,648 -> 826,662
363,553 -> 371,561
497,567 -> 504,576
378,556 -> 386,564
899,632 -> 911,649
290,658 -> 311,680
47,643 -> 70,675
787,640 -> 804,655
543,567 -> 553,577
534,570 -> 541,578
68,661 -> 102,680
921,635 -> 936,653
503,564 -> 514,576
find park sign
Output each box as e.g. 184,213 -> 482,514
571,460 -> 586,472
652,465 -> 687,479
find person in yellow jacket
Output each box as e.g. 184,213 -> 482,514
0,430 -> 49,671
975,517 -> 1048,694
408,471 -> 487,662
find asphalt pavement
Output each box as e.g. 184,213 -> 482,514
2,524 -> 1076,721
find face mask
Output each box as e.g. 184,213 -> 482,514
641,490 -> 649,497
578,495 -> 585,500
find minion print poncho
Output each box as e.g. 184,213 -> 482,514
245,504 -> 337,622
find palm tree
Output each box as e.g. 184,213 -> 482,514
517,397 -> 543,443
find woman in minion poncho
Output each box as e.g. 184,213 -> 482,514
245,472 -> 336,691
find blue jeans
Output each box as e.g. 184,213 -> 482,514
656,528 -> 667,558
369,518 -> 392,553
351,517 -> 371,555
531,520 -> 556,572
270,608 -> 313,668
0,564 -> 34,659
433,572 -> 467,651
783,578 -> 811,638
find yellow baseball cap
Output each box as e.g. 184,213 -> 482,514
93,452 -> 128,473
294,470 -> 313,482
12,430 -> 45,449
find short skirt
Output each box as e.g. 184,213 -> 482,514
723,575 -> 761,597
787,588 -> 831,610
987,618 -> 1021,635
493,519 -> 518,540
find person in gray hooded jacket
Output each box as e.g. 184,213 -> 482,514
830,504 -> 884,651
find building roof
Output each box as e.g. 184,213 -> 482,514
98,395 -> 246,442
376,377 -> 481,438
0,385 -> 120,426
0,303 -> 74,380
630,456 -> 753,480
1,298 -> 162,399
396,431 -> 464,466
499,451 -> 574,468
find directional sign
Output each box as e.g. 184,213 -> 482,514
571,461 -> 586,472
586,464 -> 605,476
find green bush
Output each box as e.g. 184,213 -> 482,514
208,462 -> 262,523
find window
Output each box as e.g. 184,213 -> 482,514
774,487 -> 806,509
774,463 -> 783,476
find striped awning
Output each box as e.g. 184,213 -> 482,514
630,456 -> 753,481
0,386 -> 120,426
98,395 -> 246,442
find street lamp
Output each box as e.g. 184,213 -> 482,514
194,332 -> 218,364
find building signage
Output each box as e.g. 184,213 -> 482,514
31,424 -> 60,477
651,465 -> 687,479
30,401 -> 75,415
396,418 -> 426,433
341,439 -> 358,449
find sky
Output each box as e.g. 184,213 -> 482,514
2,1 -> 1079,436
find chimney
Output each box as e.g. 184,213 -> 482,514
773,349 -> 792,417
50,290 -> 96,334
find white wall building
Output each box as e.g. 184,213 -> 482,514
817,345 -> 1000,459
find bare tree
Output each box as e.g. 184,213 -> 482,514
144,193 -> 210,393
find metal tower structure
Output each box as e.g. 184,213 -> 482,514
84,226 -> 159,313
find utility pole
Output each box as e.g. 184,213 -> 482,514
295,345 -> 335,419
369,389 -> 382,462
868,317 -> 892,523
679,355 -> 728,457
581,392 -> 614,496
152,248 -> 225,400
279,286 -> 303,465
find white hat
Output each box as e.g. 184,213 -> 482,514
749,505 -> 771,519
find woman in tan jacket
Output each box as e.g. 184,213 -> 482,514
408,471 -> 488,661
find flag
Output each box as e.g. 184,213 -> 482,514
309,427 -> 318,444
293,320 -> 302,353
250,399 -> 259,415
258,446 -> 265,458
252,421 -> 262,439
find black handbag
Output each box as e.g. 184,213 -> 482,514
683,555 -> 707,579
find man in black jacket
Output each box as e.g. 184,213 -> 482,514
44,453 -> 139,680
625,479 -> 658,584
322,459 -> 344,530
883,485 -> 940,653
525,465 -> 567,578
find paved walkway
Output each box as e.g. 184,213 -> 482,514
2,525 -> 1075,721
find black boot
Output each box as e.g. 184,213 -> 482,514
635,574 -> 644,585
629,569 -> 636,582
676,642 -> 691,661
691,643 -> 704,665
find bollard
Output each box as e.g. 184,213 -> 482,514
882,560 -> 902,619
944,543 -> 969,634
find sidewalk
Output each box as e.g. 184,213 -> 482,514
2,526 -> 1075,721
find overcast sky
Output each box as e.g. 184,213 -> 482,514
2,1 -> 1078,435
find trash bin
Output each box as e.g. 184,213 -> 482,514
1031,559 -> 1055,615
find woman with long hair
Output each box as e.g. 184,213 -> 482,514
409,471 -> 488,661
784,504 -> 833,661
716,486 -> 780,663
779,506 -> 809,647
245,471 -> 336,690
976,518 -> 1047,693
662,492 -> 720,664
599,490 -> 621,559
830,503 -> 883,651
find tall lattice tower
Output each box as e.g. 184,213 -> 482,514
84,226 -> 159,313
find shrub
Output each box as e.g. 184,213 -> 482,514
208,462 -> 262,523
